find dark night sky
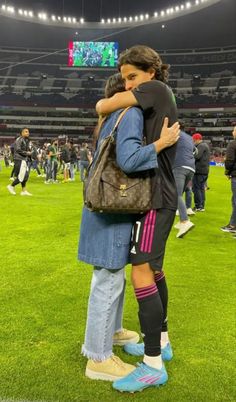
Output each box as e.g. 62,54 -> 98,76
11,0 -> 184,21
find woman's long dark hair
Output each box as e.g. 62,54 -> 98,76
93,73 -> 125,146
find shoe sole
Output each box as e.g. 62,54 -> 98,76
220,228 -> 236,233
177,225 -> 195,238
85,368 -> 129,381
113,334 -> 140,346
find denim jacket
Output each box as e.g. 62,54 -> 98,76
78,107 -> 158,269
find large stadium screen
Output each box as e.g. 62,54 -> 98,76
68,41 -> 119,67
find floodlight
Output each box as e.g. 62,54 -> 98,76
7,6 -> 15,13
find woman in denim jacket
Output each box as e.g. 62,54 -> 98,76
78,73 -> 179,381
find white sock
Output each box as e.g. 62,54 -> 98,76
143,354 -> 162,370
161,331 -> 169,348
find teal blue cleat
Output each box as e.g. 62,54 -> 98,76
123,342 -> 144,356
112,362 -> 168,393
161,343 -> 173,361
123,342 -> 173,361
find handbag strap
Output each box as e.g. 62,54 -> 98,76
86,107 -> 132,176
110,107 -> 132,138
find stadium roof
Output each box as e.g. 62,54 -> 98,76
2,0 -> 211,22
0,0 -> 235,50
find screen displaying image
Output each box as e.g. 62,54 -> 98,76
68,41 -> 119,67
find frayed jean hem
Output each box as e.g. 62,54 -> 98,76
81,344 -> 113,361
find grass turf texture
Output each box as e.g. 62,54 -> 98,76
0,165 -> 235,402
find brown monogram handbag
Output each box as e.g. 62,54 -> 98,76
84,108 -> 152,214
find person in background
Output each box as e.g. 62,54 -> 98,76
61,142 -> 71,183
68,141 -> 77,181
192,133 -> 210,212
79,143 -> 91,182
173,130 -> 196,238
221,125 -> 236,234
48,140 -> 59,183
29,141 -> 42,177
3,144 -> 10,167
7,127 -> 32,196
9,139 -> 16,180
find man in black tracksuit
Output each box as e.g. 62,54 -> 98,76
221,126 -> 236,234
7,127 -> 33,196
192,133 -> 210,211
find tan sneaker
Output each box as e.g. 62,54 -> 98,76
113,328 -> 140,345
85,355 -> 135,381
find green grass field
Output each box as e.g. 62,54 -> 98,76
0,165 -> 235,402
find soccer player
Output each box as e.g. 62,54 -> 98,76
96,45 -> 178,393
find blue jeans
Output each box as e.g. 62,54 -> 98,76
185,183 -> 193,209
230,177 -> 236,226
70,162 -> 75,180
80,161 -> 89,182
192,174 -> 208,209
46,159 -> 58,181
173,167 -> 194,221
82,266 -> 126,361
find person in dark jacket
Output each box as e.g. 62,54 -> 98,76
192,133 -> 210,211
7,127 -> 33,196
221,126 -> 236,234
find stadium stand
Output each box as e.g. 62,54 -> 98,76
0,45 -> 235,150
